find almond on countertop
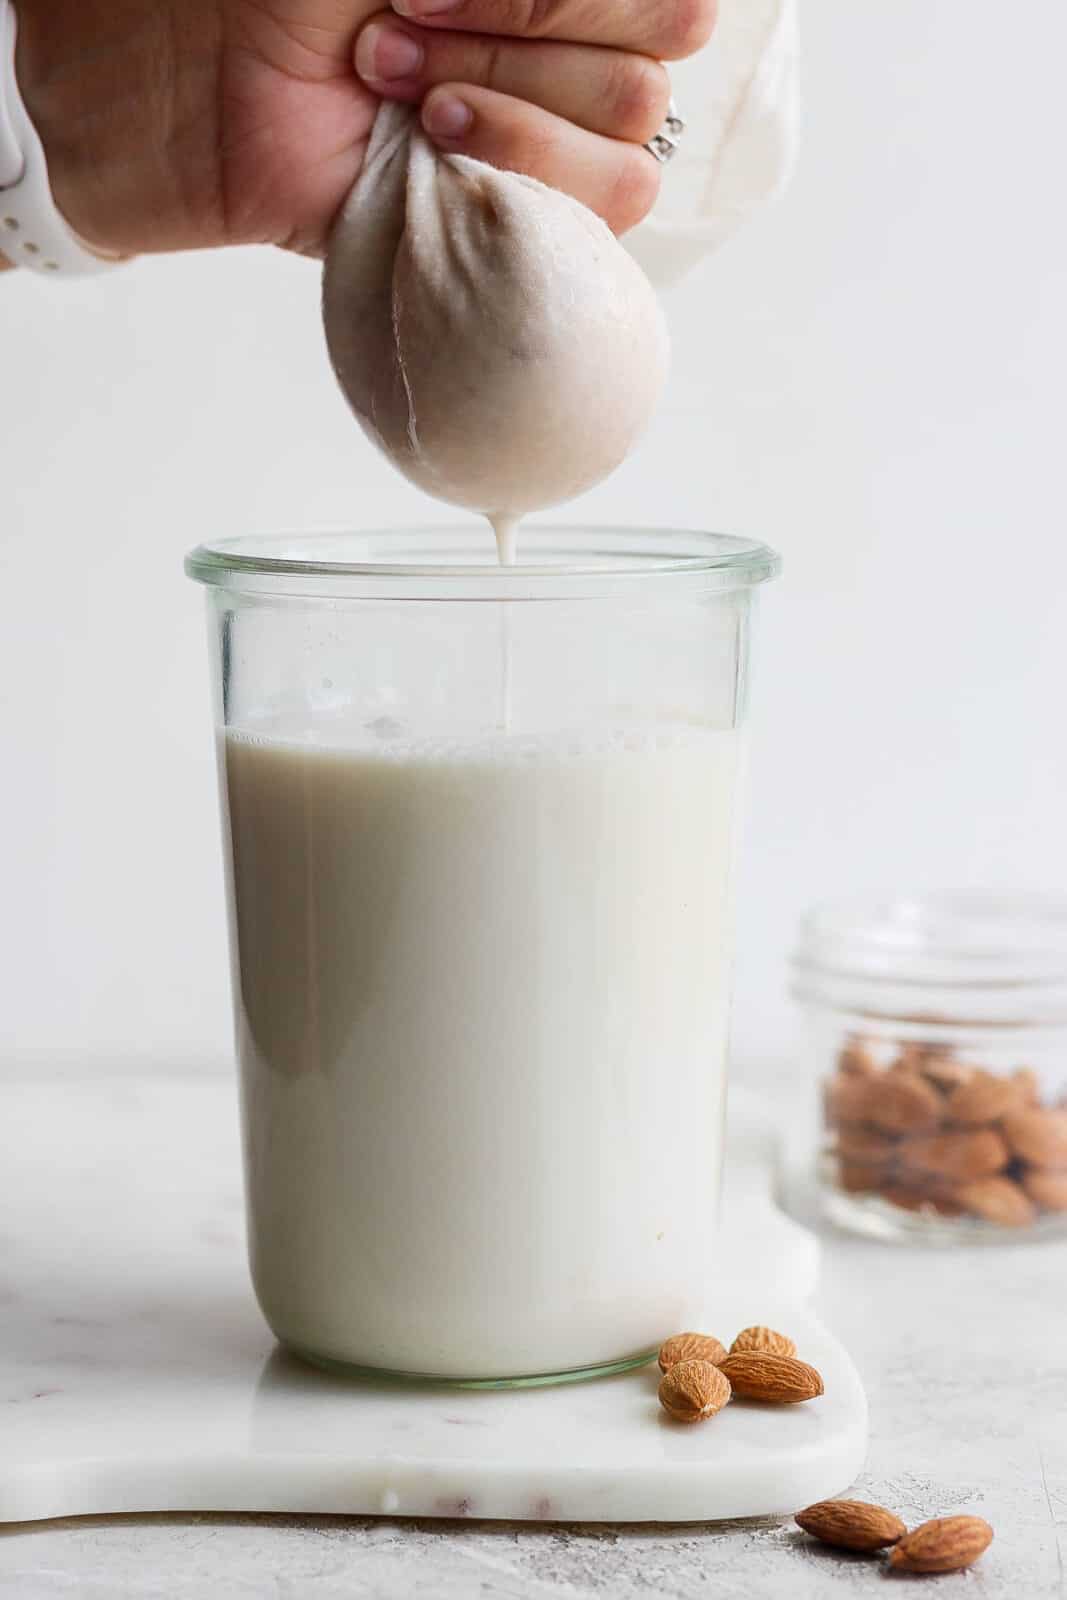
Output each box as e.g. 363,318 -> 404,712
888,1515 -> 994,1574
945,1070 -> 1024,1127
795,1499 -> 906,1552
657,1359 -> 731,1423
1013,1066 -> 1041,1106
956,1174 -> 1036,1227
717,1352 -> 823,1404
657,1332 -> 727,1373
729,1325 -> 796,1359
1001,1107 -> 1067,1169
896,1127 -> 1009,1182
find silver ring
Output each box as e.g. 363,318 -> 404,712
644,98 -> 685,165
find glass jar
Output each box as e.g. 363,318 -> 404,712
186,525 -> 779,1383
793,892 -> 1067,1243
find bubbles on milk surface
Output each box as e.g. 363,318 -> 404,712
227,718 -> 731,767
322,104 -> 669,561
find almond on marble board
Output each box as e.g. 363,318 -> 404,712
862,1072 -> 943,1136
896,1127 -> 1009,1182
657,1359 -> 731,1423
945,1071 -> 1024,1127
795,1499 -> 906,1552
956,1174 -> 1036,1227
717,1352 -> 823,1403
729,1325 -> 796,1359
657,1332 -> 727,1373
888,1515 -> 994,1574
1020,1168 -> 1067,1212
1012,1067 -> 1041,1106
1001,1107 -> 1067,1170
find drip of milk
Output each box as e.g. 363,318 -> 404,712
223,721 -> 742,1378
490,512 -> 521,567
487,514 -> 520,733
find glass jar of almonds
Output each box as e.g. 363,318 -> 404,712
792,892 -> 1067,1243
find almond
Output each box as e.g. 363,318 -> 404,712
888,1515 -> 993,1573
892,1040 -> 956,1073
896,1127 -> 1008,1182
877,1182 -> 938,1213
1001,1107 -> 1067,1170
729,1325 -> 796,1359
1021,1168 -> 1067,1212
919,1055 -> 975,1093
717,1352 -> 823,1404
890,1043 -> 936,1074
928,1191 -> 966,1217
657,1332 -> 727,1373
795,1499 -> 906,1552
863,1072 -> 943,1136
957,1174 -> 1036,1227
879,1181 -> 966,1217
837,1039 -> 879,1076
824,1075 -> 879,1129
835,1127 -> 898,1167
945,1071 -> 1023,1127
839,1162 -> 880,1194
657,1359 -> 731,1423
1013,1066 -> 1040,1106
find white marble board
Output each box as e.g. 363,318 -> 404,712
0,1074 -> 866,1524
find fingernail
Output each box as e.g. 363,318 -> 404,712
422,92 -> 473,139
392,0 -> 460,17
355,21 -> 424,82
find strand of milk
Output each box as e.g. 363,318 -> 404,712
489,512 -> 520,567
488,513 -> 519,732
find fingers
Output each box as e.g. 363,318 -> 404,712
355,15 -> 671,142
419,84 -> 661,234
389,0 -> 716,62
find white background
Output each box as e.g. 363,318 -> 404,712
2,1 -> 1066,1076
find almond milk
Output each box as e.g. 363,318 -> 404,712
222,721 -> 740,1379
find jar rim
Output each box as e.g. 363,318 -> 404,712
792,891 -> 1067,1024
184,525 -> 781,601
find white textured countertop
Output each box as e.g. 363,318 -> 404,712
2,1069 -> 1065,1599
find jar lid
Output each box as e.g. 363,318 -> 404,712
792,891 -> 1067,1029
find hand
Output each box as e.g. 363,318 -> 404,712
12,0 -> 715,261
351,0 -> 715,235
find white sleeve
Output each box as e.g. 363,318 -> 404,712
626,0 -> 800,288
